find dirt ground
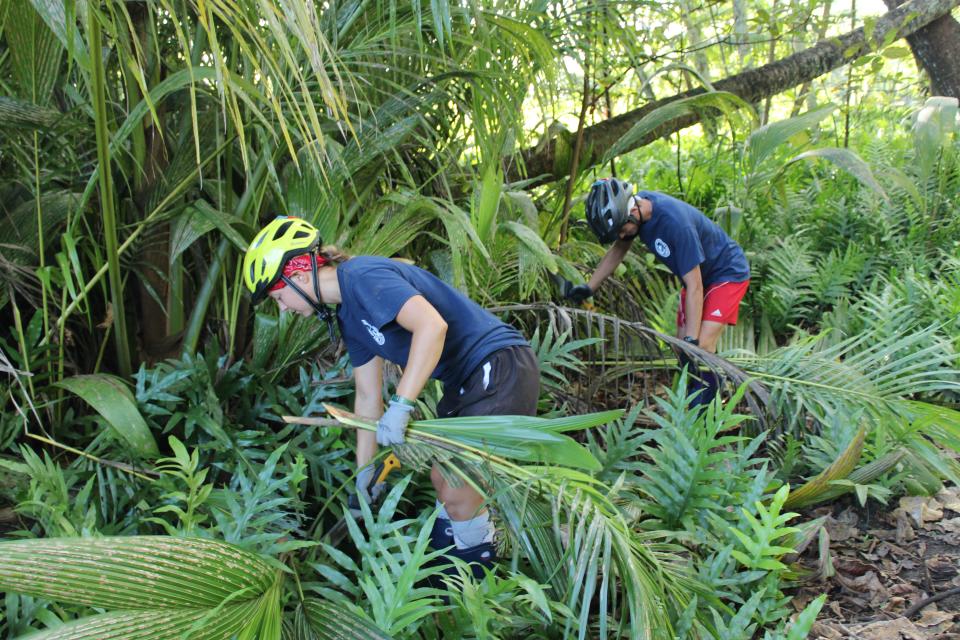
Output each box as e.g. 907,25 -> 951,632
794,486 -> 960,639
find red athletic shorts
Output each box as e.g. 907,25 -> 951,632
678,280 -> 750,328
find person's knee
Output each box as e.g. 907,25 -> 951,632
698,321 -> 726,352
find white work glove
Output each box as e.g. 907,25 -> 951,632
376,399 -> 415,446
350,464 -> 387,518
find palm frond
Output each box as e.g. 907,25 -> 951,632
0,536 -> 281,639
311,405 -> 698,640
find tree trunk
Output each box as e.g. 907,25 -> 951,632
507,0 -> 960,188
884,0 -> 960,97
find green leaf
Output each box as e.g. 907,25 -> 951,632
785,424 -> 866,509
603,91 -> 754,163
189,200 -> 250,252
169,201 -> 250,268
913,96 -> 959,178
882,45 -> 910,58
473,164 -> 503,244
786,595 -> 828,640
0,95 -> 63,130
26,0 -> 89,70
300,598 -> 394,640
55,374 -> 159,457
746,103 -> 836,172
500,220 -> 558,274
784,147 -> 888,201
5,1 -> 63,105
0,537 -> 277,616
20,605 -> 259,640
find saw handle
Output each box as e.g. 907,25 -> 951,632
375,453 -> 401,485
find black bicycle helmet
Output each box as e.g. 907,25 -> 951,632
585,178 -> 635,244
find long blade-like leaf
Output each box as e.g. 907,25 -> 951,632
55,374 -> 158,457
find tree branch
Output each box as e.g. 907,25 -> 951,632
507,0 -> 960,187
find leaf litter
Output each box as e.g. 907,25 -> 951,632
798,485 -> 960,639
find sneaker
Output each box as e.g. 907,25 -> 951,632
447,541 -> 496,579
429,516 -> 455,550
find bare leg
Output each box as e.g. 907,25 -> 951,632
697,320 -> 726,353
431,463 -> 485,521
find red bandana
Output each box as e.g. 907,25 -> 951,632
269,253 -> 328,292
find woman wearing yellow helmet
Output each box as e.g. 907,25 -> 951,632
243,216 -> 540,577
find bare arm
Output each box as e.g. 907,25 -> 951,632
587,237 -> 635,291
353,356 -> 384,468
393,295 -> 448,401
681,266 -> 704,340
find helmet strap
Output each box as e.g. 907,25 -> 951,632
310,251 -> 337,341
630,196 -> 645,226
280,252 -> 337,341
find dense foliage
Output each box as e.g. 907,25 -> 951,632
1,0 -> 959,638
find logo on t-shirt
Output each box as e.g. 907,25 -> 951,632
654,238 -> 671,258
361,319 -> 385,345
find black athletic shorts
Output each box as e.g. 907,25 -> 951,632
436,345 -> 539,418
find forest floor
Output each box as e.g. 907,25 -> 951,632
798,485 -> 960,639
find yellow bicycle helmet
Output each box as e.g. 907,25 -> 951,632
243,216 -> 320,304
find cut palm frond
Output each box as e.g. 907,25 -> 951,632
492,303 -> 773,422
301,404 -> 699,640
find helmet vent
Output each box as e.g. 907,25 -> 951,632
274,221 -> 293,239
293,230 -> 310,240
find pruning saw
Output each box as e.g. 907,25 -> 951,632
325,453 -> 401,548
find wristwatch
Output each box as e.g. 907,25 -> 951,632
683,336 -> 699,346
390,394 -> 416,407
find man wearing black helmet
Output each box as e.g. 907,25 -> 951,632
562,178 -> 750,407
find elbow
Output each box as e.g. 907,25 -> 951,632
435,318 -> 449,341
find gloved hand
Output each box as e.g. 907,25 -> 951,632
562,280 -> 593,304
376,399 -> 415,446
350,464 -> 387,517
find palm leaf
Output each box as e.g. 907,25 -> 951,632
782,147 -> 889,201
4,1 -> 63,104
0,536 -> 280,639
312,404 -> 610,472
784,424 -> 867,508
0,96 -> 63,131
913,96 -> 958,179
54,374 -> 159,458
309,404 -> 697,640
299,599 -> 393,640
745,103 -> 836,173
602,91 -> 754,163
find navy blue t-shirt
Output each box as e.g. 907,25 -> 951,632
336,256 -> 528,388
636,191 -> 750,286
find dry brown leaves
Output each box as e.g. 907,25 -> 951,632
797,485 -> 960,639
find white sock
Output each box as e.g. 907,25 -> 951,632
436,500 -> 450,521
450,510 -> 494,549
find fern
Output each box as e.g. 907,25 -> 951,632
729,485 -> 799,573
313,477 -> 450,636
755,238 -> 816,333
635,375 -> 753,532
528,326 -> 601,392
